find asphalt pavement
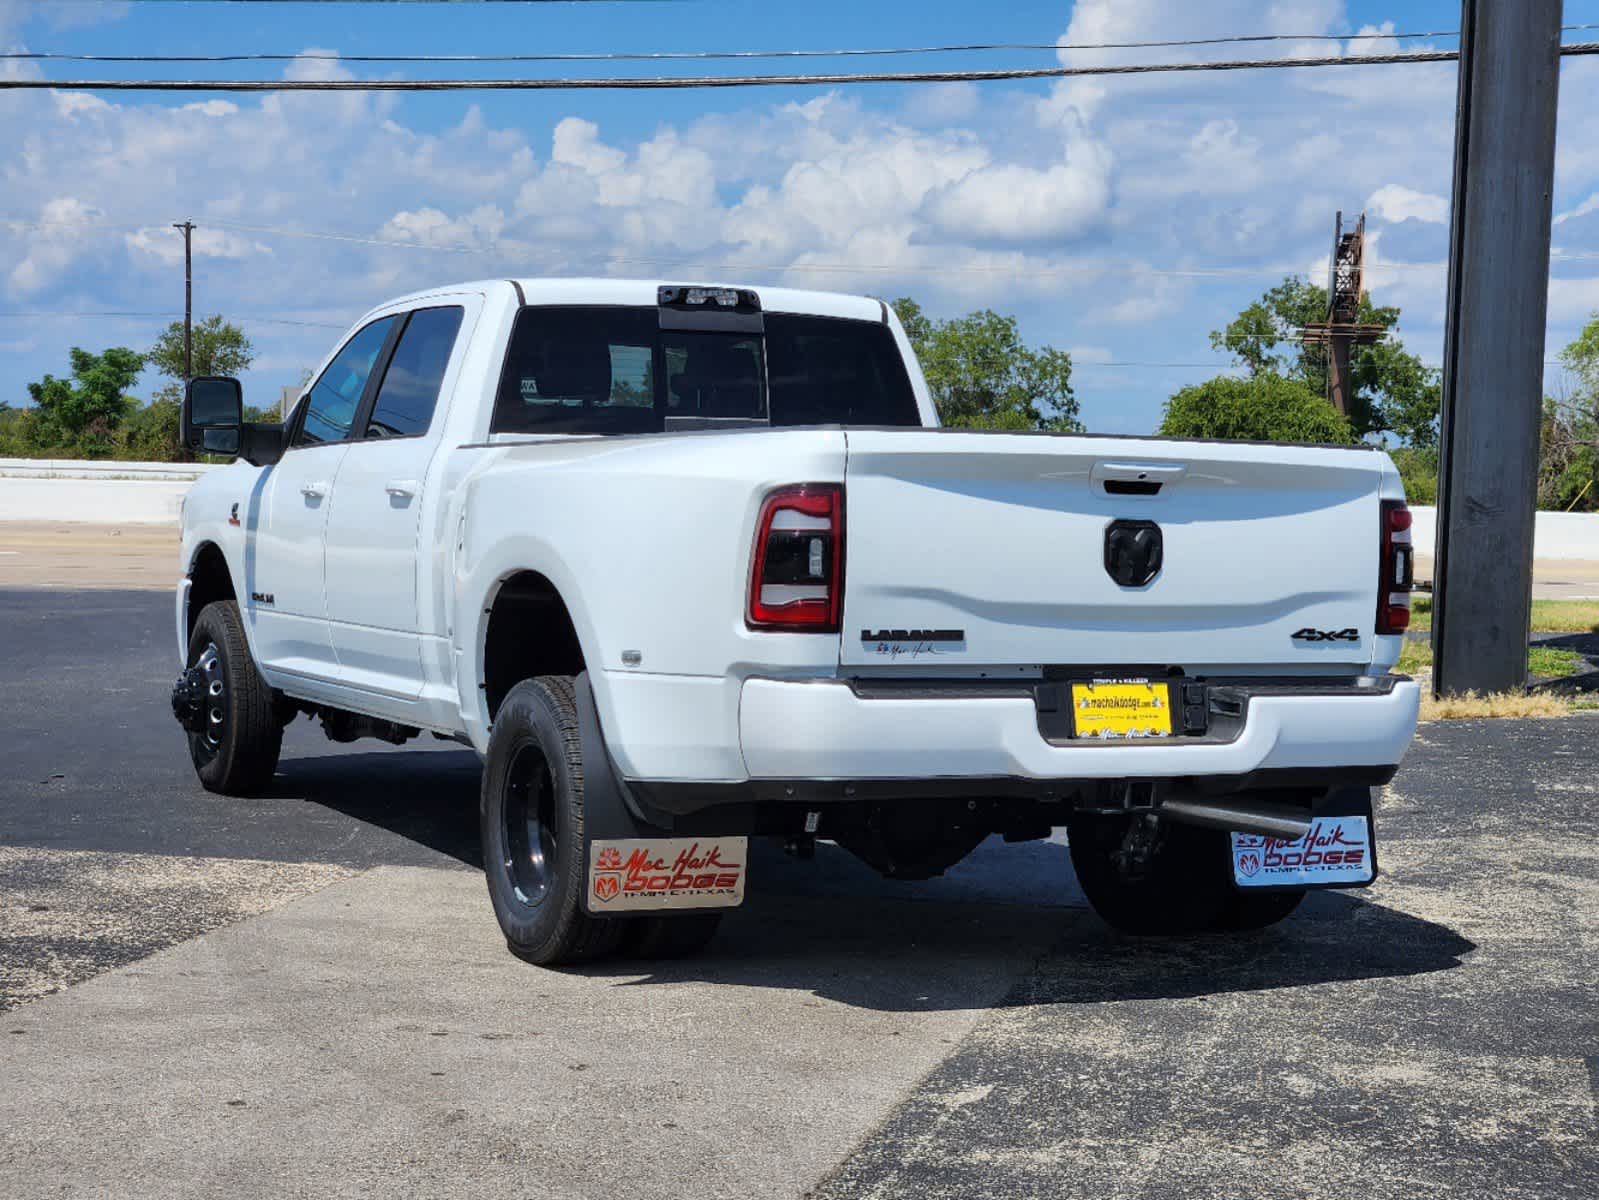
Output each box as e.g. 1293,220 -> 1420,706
0,585 -> 1594,1199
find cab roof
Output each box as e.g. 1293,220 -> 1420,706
378,277 -> 887,325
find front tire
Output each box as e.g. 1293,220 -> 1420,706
184,600 -> 282,796
480,676 -> 623,966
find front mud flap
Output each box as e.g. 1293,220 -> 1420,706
1228,785 -> 1378,892
573,672 -> 748,917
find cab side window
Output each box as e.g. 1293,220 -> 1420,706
363,306 -> 465,439
294,316 -> 398,447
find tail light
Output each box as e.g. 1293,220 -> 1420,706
747,484 -> 844,632
1377,500 -> 1414,634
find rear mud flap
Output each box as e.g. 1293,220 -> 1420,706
1229,785 -> 1378,892
574,672 -> 748,917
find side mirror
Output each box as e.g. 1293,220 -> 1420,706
183,376 -> 243,457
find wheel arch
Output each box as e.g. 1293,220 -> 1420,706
186,540 -> 237,644
479,568 -> 589,724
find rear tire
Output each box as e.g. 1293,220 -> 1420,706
621,913 -> 723,960
480,676 -> 623,966
185,600 -> 282,796
1066,814 -> 1231,935
1067,813 -> 1307,935
1216,888 -> 1305,931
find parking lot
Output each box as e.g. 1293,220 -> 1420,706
0,573 -> 1595,1198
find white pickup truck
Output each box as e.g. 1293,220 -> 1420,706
171,278 -> 1420,963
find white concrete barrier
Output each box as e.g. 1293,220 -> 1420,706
1408,505 -> 1599,561
0,459 -> 215,525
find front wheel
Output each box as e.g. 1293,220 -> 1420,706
480,676 -> 623,966
178,600 -> 283,796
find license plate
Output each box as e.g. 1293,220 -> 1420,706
1069,680 -> 1173,739
1232,817 -> 1376,889
586,836 -> 747,912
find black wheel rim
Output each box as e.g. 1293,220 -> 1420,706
502,742 -> 557,908
190,641 -> 226,764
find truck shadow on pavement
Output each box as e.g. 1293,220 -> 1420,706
268,750 -> 1476,1015
268,748 -> 484,868
590,842 -> 1479,1013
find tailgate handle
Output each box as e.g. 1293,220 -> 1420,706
1092,461 -> 1187,498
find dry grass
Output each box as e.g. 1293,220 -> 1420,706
1418,690 -> 1571,721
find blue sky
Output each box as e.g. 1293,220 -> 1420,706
3,0 -> 1599,435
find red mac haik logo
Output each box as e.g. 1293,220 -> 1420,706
595,847 -> 622,870
593,873 -> 620,901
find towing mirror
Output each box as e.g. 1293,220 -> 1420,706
183,376 -> 243,456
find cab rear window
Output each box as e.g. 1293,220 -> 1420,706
491,306 -> 919,435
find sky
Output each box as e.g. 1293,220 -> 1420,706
2,0 -> 1599,436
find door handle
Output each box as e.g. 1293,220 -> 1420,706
385,479 -> 420,499
300,481 -> 329,500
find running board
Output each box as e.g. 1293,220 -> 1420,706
1158,797 -> 1312,840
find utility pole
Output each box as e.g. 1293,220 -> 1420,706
173,220 -> 195,381
1433,1 -> 1563,696
1299,212 -> 1384,417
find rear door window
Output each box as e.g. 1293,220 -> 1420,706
363,306 -> 465,439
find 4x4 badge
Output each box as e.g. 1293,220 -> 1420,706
1292,627 -> 1359,642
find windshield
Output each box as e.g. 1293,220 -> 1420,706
492,306 -> 920,435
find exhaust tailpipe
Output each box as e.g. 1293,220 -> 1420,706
1159,797 -> 1311,841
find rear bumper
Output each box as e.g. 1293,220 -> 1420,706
736,675 -> 1420,782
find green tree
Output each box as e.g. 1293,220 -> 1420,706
890,298 -> 1079,432
1538,311 -> 1599,511
1211,276 -> 1440,445
1159,373 -> 1357,445
25,347 -> 145,456
120,391 -> 182,461
147,314 -> 255,381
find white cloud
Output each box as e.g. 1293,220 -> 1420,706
125,226 -> 271,266
1368,183 -> 1449,225
182,100 -> 240,119
921,155 -> 1112,244
1555,193 -> 1599,226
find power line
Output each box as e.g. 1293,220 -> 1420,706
24,26 -> 1599,64
6,42 -> 1599,92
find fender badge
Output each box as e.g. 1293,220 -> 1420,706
1292,627 -> 1359,643
227,503 -> 240,527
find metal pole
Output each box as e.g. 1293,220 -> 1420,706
173,220 -> 194,381
1433,0 -> 1562,696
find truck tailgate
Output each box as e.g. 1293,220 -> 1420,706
840,430 -> 1385,670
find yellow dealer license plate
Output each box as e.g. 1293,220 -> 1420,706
1070,680 -> 1173,739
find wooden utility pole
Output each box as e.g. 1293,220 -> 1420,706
173,220 -> 195,381
1433,0 -> 1563,696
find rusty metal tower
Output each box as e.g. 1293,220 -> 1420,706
1299,211 -> 1386,416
